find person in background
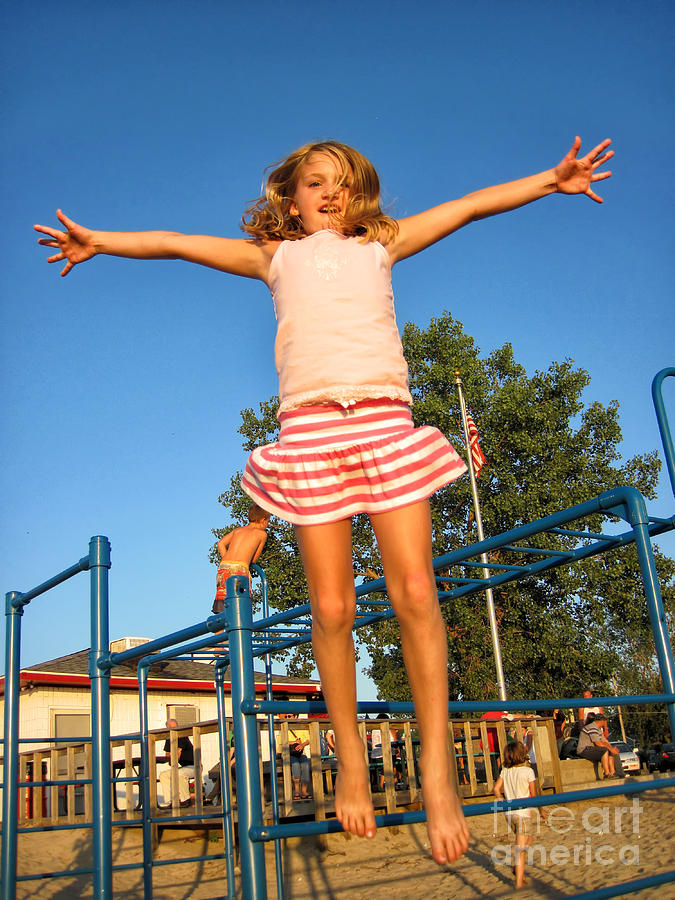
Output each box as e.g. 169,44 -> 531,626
523,714 -> 543,778
494,741 -> 547,890
205,731 -> 235,805
159,719 -> 195,807
576,712 -> 623,778
279,708 -> 312,800
578,689 -> 609,738
212,503 -> 270,614
553,710 -> 567,757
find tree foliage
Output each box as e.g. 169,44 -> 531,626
214,312 -> 675,724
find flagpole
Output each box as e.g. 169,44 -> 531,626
454,371 -> 508,702
611,674 -> 627,743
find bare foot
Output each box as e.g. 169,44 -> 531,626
335,756 -> 376,839
422,769 -> 470,865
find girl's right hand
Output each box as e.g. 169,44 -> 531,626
34,210 -> 96,276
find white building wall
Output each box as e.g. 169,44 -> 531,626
5,685 -> 93,754
1,680 -> 297,806
0,686 -> 233,769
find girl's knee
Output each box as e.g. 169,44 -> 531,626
393,569 -> 438,617
311,592 -> 355,632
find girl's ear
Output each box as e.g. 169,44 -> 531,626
289,201 -> 299,217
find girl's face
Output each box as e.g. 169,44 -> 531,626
289,152 -> 352,235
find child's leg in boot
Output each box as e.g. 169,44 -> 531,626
371,501 -> 470,865
295,520 -> 376,839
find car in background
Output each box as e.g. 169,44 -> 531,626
656,744 -> 675,771
610,741 -> 641,775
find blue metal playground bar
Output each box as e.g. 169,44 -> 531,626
2,368 -> 675,900
2,536 -> 113,900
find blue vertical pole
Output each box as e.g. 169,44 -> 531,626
225,575 -> 267,899
214,661 -> 236,900
621,491 -> 675,739
632,520 -> 675,739
256,565 -> 284,900
88,536 -> 113,900
138,663 -> 154,900
2,591 -> 24,900
651,368 -> 675,498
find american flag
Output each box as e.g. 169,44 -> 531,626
466,413 -> 486,478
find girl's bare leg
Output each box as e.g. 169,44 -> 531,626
295,519 -> 376,839
514,832 -> 531,888
370,500 -> 470,865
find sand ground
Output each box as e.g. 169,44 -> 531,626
16,786 -> 675,899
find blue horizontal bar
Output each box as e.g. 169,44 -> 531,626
567,869 -> 675,900
648,515 -> 672,525
252,603 -> 313,631
149,812 -> 224,824
106,616 -> 228,668
11,823 -> 93,834
16,867 -> 95,881
245,693 -> 675,716
8,819 -> 150,836
251,777 -> 675,841
0,732 -> 145,744
4,736 -> 94,744
151,853 -> 227,868
15,853 -> 226,876
501,544 -> 573,557
436,577 -> 491,586
13,779 -> 92,788
445,560 -> 524,572
9,556 -> 91,608
13,853 -> 226,883
548,527 -> 615,541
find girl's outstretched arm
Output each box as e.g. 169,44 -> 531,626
34,209 -> 275,280
389,137 -> 613,263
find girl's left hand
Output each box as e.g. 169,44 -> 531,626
554,137 -> 613,203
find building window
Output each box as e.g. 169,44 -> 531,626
166,705 -> 199,728
52,711 -> 91,747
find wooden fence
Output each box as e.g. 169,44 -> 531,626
9,715 -> 561,829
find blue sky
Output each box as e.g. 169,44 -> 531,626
2,2 -> 673,696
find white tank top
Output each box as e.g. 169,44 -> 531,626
268,230 -> 412,413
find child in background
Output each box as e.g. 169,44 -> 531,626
212,503 -> 270,614
35,134 -> 612,865
493,741 -> 547,889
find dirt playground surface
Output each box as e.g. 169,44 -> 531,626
16,787 -> 675,898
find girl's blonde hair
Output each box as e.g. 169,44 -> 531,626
242,141 -> 399,244
503,741 -> 530,768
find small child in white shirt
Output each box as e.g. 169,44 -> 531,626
494,741 -> 547,889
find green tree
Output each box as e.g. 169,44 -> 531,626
214,312 -> 675,708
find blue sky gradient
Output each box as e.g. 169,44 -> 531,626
2,2 -> 673,695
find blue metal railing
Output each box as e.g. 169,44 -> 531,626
2,536 -> 113,900
652,366 -> 675,497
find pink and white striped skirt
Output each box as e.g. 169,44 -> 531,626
241,399 -> 467,526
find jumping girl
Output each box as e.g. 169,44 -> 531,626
35,135 -> 612,865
